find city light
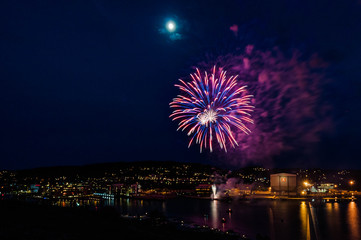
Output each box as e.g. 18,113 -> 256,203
350,180 -> 355,192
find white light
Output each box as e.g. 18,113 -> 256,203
166,21 -> 176,32
198,109 -> 217,126
212,184 -> 217,197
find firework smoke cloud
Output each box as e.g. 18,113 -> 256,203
196,45 -> 332,167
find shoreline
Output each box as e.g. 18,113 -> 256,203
4,192 -> 356,202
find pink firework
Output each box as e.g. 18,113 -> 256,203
170,66 -> 254,152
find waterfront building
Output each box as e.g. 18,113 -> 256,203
195,184 -> 212,197
270,173 -> 297,195
311,183 -> 335,193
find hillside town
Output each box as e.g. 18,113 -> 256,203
1,162 -> 359,203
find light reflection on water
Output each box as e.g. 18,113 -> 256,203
268,207 -> 275,240
210,200 -> 218,228
324,202 -> 341,240
300,201 -> 310,240
54,198 -> 361,240
348,201 -> 360,240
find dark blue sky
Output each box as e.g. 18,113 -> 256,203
1,0 -> 361,170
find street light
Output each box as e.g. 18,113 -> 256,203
350,180 -> 355,192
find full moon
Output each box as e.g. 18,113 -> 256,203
166,20 -> 176,32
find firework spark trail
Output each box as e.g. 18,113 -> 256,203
170,66 -> 254,152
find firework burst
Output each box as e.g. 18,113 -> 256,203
170,66 -> 254,152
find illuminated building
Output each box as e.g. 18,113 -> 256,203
316,183 -> 335,193
270,173 -> 297,195
195,184 -> 212,196
30,184 -> 40,193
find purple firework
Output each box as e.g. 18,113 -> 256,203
170,66 -> 254,152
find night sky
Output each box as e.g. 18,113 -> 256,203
1,0 -> 361,170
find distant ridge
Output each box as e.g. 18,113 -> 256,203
15,161 -> 219,178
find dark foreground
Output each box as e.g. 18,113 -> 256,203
0,200 -> 249,240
